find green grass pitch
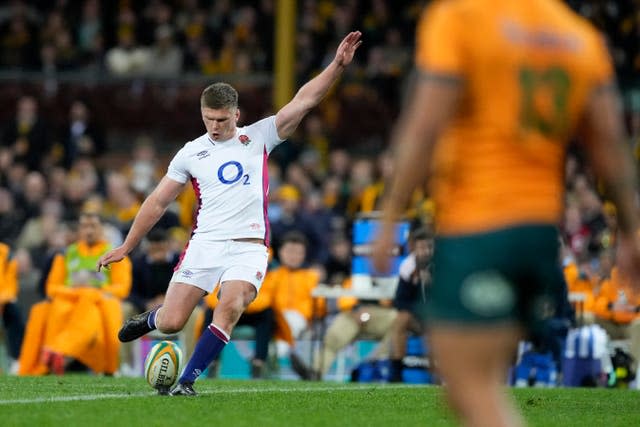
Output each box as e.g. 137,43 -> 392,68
0,376 -> 638,426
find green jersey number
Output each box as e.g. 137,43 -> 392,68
519,66 -> 571,138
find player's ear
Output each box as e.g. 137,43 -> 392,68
235,108 -> 240,122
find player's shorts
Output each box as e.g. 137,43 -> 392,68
171,239 -> 269,294
418,224 -> 564,334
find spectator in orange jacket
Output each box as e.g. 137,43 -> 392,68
0,242 -> 25,373
563,260 -> 598,324
265,231 -> 324,379
18,212 -> 132,375
593,266 -> 640,372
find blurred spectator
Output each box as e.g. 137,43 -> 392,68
323,234 -> 351,287
102,172 -> 142,234
16,197 -> 63,258
144,24 -> 182,77
389,228 -> 433,382
59,100 -> 106,170
346,158 -> 374,216
44,165 -> 67,200
76,0 -> 102,54
0,187 -> 22,246
593,266 -> 640,374
270,184 -> 328,267
311,276 -> 397,380
0,14 -> 36,69
0,242 -> 25,373
35,221 -> 77,298
120,136 -> 163,197
105,27 -> 149,75
265,231 -> 323,379
61,172 -> 96,221
14,171 -> 47,222
1,95 -> 50,171
18,212 -> 132,376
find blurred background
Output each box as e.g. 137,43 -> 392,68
0,0 -> 639,380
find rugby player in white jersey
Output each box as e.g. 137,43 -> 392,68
97,31 -> 362,395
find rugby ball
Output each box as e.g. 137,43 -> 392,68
144,340 -> 183,390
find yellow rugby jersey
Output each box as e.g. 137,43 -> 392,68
415,0 -> 613,234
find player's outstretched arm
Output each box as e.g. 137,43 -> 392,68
97,176 -> 185,271
275,31 -> 362,139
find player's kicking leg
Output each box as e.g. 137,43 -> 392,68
119,282 -> 205,342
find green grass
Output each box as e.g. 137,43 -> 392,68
0,376 -> 638,426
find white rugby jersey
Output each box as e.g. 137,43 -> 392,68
166,115 -> 284,244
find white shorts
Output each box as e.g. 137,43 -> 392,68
171,239 -> 269,294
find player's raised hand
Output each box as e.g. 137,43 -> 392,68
334,31 -> 362,67
97,245 -> 128,271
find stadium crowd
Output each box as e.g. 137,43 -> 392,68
0,0 -> 639,382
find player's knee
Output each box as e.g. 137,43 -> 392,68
241,285 -> 257,306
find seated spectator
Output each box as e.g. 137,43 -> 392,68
201,275 -> 276,379
311,278 -> 397,380
389,227 -> 433,382
563,258 -> 597,324
593,266 -> 640,373
265,231 -> 324,379
0,242 -> 25,374
18,212 -> 132,375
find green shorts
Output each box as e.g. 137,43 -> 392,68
418,225 -> 564,333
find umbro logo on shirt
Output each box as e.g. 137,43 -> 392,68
196,150 -> 210,159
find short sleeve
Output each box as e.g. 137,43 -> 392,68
251,115 -> 285,154
415,2 -> 465,76
166,147 -> 190,184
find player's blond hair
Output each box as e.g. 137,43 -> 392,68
200,82 -> 238,110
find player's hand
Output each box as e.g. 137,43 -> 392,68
371,222 -> 395,275
97,246 -> 128,272
334,31 -> 362,67
616,233 -> 640,293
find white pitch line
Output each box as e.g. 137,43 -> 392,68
0,384 -> 425,406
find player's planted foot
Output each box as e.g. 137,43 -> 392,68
169,382 -> 197,396
118,309 -> 156,342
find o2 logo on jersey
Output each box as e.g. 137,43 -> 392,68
218,161 -> 250,185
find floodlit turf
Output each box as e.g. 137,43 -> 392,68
0,376 -> 638,426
